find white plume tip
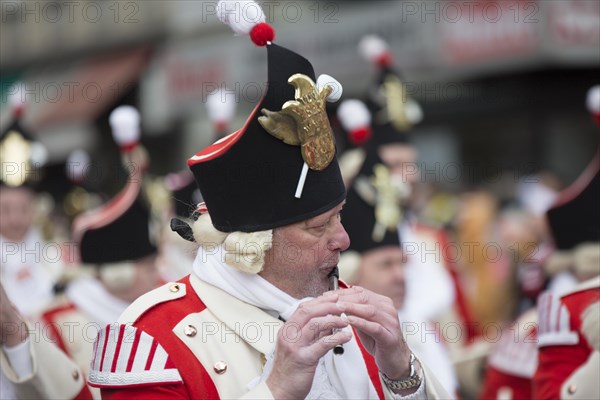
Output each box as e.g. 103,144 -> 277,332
66,149 -> 91,182
337,99 -> 372,131
217,0 -> 266,35
586,85 -> 600,115
8,82 -> 26,110
317,74 -> 343,103
358,35 -> 389,63
109,105 -> 141,148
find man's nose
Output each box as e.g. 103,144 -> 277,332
328,219 -> 350,252
392,263 -> 405,283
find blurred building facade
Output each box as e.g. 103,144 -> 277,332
1,0 -> 599,197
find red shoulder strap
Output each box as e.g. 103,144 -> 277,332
341,281 -> 384,399
353,329 -> 385,400
134,275 -> 220,399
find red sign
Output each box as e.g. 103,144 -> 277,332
440,1 -> 539,65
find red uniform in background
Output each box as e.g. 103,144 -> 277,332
479,308 -> 538,400
533,278 -> 600,399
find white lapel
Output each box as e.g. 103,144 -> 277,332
171,274 -> 283,398
190,274 -> 283,354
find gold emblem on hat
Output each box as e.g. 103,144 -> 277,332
354,163 -> 407,242
259,74 -> 336,171
379,75 -> 412,132
371,164 -> 403,241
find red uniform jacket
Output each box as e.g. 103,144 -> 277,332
533,277 -> 600,400
88,275 -> 387,399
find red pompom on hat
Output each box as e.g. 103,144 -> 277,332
250,22 -> 275,46
359,35 -> 394,69
337,99 -> 373,147
349,127 -> 372,146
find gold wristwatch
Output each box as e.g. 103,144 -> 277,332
381,353 -> 422,391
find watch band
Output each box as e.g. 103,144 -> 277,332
381,353 -> 422,391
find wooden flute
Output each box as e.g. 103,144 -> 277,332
328,266 -> 345,355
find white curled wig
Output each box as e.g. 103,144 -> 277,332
573,242 -> 600,280
192,212 -> 273,274
98,262 -> 137,291
544,242 -> 600,280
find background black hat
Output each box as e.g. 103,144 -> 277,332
73,179 -> 157,264
358,35 -> 423,147
546,153 -> 600,250
343,163 -> 402,254
188,6 -> 345,233
340,96 -> 406,253
72,106 -> 157,264
547,86 -> 600,250
342,134 -> 403,253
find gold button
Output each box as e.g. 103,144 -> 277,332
568,384 -> 577,394
214,361 -> 227,374
184,325 -> 197,337
72,370 -> 79,380
169,284 -> 180,293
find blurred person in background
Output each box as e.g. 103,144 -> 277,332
0,84 -> 56,318
338,35 -> 459,330
1,83 -> 90,399
477,204 -> 550,400
29,106 -> 163,399
0,184 -> 55,317
479,85 -> 600,399
338,135 -> 458,396
533,86 -> 600,400
339,35 -> 489,398
1,283 -> 91,399
452,190 -> 519,332
513,171 -> 568,306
